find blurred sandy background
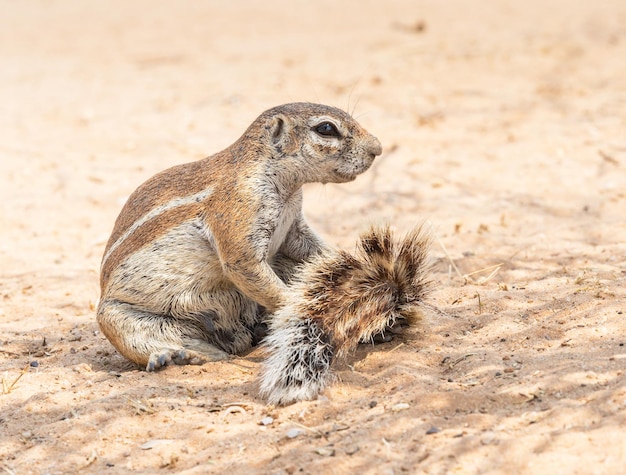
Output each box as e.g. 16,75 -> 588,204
1,1 -> 625,473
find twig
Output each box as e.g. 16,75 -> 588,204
436,236 -> 464,280
443,353 -> 478,373
2,464 -> 17,475
507,244 -> 533,261
220,405 -> 247,421
222,401 -> 254,409
2,364 -> 30,395
475,292 -> 483,314
436,236 -> 501,285
0,349 -> 21,356
475,265 -> 502,285
598,149 -> 619,165
418,302 -> 455,318
386,343 -> 405,353
464,264 -> 502,279
290,421 -> 324,437
125,397 -> 156,414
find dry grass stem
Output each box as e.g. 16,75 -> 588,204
443,353 -> 478,373
220,405 -> 247,421
125,397 -> 156,414
222,401 -> 254,409
464,264 -> 502,284
436,236 -> 502,285
436,236 -> 464,280
290,421 -> 324,437
2,364 -> 30,395
387,343 -> 405,353
418,302 -> 455,319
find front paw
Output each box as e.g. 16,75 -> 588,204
363,316 -> 410,345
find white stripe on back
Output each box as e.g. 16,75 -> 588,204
101,187 -> 213,268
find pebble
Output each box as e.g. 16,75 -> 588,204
345,445 -> 360,455
139,439 -> 174,450
391,403 -> 410,412
315,447 -> 335,457
426,426 -> 441,435
286,428 -> 304,439
259,416 -> 274,426
73,363 -> 93,373
29,361 -> 39,368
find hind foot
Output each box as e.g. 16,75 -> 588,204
146,348 -> 202,371
146,342 -> 230,371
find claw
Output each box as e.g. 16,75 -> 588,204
146,348 -> 179,371
146,347 -> 209,371
172,349 -> 189,365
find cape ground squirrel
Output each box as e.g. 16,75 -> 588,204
97,102 -> 383,371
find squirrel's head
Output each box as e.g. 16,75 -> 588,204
257,102 -> 382,184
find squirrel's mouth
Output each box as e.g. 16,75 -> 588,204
337,155 -> 374,179
329,153 -> 376,183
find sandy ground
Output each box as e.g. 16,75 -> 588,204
1,1 -> 626,473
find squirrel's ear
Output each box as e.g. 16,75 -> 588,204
270,114 -> 292,145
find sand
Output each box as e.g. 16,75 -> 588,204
1,1 -> 625,473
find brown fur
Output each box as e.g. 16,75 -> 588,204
260,224 -> 433,405
306,225 -> 431,356
97,102 -> 382,370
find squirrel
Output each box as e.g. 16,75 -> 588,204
260,224 -> 432,405
97,102 -> 383,371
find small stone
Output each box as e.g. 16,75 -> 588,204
345,445 -> 360,455
286,428 -> 304,439
259,416 -> 274,426
73,363 -> 93,373
369,400 -> 378,409
29,361 -> 39,368
391,403 -> 410,412
139,439 -> 173,450
426,426 -> 440,435
315,447 -> 335,457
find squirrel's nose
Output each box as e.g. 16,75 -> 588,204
368,136 -> 383,157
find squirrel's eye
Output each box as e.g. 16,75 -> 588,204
315,122 -> 340,138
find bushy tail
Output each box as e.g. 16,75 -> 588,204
260,224 -> 432,405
